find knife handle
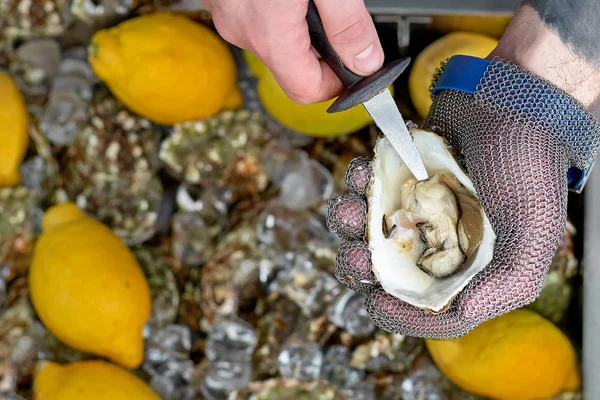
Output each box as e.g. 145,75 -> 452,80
305,0 -> 412,113
305,0 -> 362,88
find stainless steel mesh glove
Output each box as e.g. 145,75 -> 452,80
326,57 -> 600,339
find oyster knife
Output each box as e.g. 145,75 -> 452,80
305,0 -> 428,181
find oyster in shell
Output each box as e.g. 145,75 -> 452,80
367,128 -> 496,312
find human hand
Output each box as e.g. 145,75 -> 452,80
201,0 -> 384,104
326,4 -> 600,339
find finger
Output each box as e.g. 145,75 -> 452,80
200,0 -> 215,11
366,288 -> 473,339
314,0 -> 384,75
335,240 -> 378,294
344,157 -> 371,195
205,0 -> 252,50
267,50 -> 344,103
326,193 -> 366,240
245,0 -> 344,103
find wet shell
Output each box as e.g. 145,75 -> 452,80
366,128 -> 496,312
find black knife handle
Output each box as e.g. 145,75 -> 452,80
305,0 -> 412,113
305,0 -> 362,88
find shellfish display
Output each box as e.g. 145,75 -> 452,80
367,128 -> 497,312
0,6 -> 585,399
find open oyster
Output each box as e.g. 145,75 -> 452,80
367,128 -> 496,312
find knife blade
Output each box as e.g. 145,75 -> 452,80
304,0 -> 428,181
362,90 -> 428,180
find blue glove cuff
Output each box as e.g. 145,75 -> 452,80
431,55 -> 600,193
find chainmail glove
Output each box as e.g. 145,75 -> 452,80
326,57 -> 600,339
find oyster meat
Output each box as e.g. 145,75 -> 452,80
367,128 -> 496,312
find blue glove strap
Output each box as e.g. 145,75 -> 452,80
431,55 -> 596,193
431,55 -> 491,95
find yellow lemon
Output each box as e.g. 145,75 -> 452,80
430,14 -> 512,39
29,202 -> 151,369
244,50 -> 381,138
33,360 -> 161,400
88,12 -> 242,125
425,308 -> 580,400
0,71 -> 29,187
408,32 -> 498,119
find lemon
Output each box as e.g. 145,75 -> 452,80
0,71 -> 29,187
88,12 -> 242,125
29,202 -> 151,369
244,50 -> 380,138
33,360 -> 161,400
408,32 -> 498,119
426,308 -> 580,400
430,15 -> 512,39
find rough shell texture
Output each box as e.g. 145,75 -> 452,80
159,110 -> 272,203
60,86 -> 163,245
229,377 -> 345,399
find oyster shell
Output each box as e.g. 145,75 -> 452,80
367,128 -> 496,312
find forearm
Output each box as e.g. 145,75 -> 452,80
489,1 -> 600,109
526,0 -> 600,67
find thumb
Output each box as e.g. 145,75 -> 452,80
314,0 -> 384,75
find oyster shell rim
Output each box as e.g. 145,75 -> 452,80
364,127 -> 496,313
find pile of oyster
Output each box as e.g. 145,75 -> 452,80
0,4 -> 583,400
